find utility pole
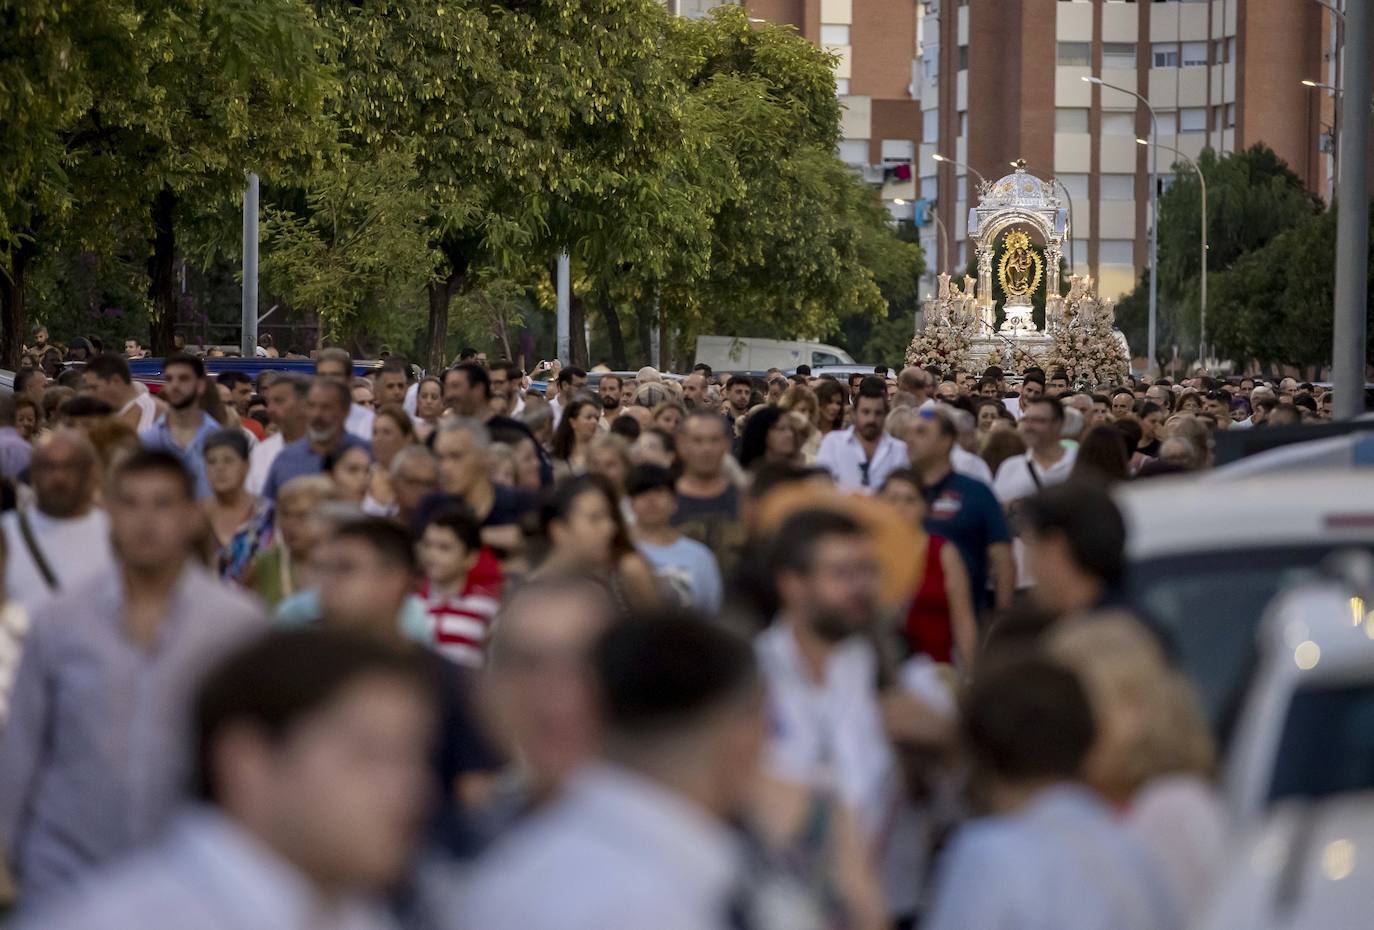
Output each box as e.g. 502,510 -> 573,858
1332,0 -> 1368,418
556,250 -> 571,364
240,173 -> 259,359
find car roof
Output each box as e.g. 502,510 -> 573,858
1117,470 -> 1374,561
1208,432 -> 1374,479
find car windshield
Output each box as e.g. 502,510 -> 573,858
1269,684 -> 1374,803
1128,547 -> 1350,737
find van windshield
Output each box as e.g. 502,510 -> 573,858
1128,547 -> 1347,738
1270,684 -> 1374,803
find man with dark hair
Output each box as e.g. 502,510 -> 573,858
0,451 -> 263,905
457,346 -> 479,363
488,360 -> 524,417
13,628 -> 433,930
462,614 -> 767,930
217,370 -> 263,439
1020,483 -> 1129,618
81,352 -> 159,432
1267,403 -> 1301,427
314,346 -> 373,440
815,376 -> 906,492
263,377 -> 368,500
444,363 -> 551,483
141,354 -> 222,498
674,411 -> 743,574
692,362 -> 714,381
550,365 -> 588,428
597,373 -> 623,419
1019,371 -> 1046,405
924,657 -> 1174,930
795,363 -> 812,377
1088,393 -> 1112,427
847,371 -> 866,403
1046,368 -> 1070,398
376,356 -> 411,407
758,508 -> 945,924
994,396 -> 1075,592
907,408 -> 1014,613
311,517 -> 427,638
13,369 -> 46,410
626,465 -> 722,614
725,374 -> 753,419
1,429 -> 113,610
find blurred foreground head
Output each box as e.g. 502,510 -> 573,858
195,628 -> 435,893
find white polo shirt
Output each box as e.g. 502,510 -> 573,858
993,447 -> 1077,589
814,427 -> 908,494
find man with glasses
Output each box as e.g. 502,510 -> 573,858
816,377 -> 907,493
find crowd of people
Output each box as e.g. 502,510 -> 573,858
0,330 -> 1331,929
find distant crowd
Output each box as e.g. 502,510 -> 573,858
0,326 -> 1337,930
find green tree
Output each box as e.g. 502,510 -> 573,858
1118,144 -> 1320,367
260,149 -> 437,349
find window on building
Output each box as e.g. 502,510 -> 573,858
1055,107 -> 1090,132
1058,173 -> 1089,201
922,54 -> 939,82
1180,107 -> 1207,132
921,177 -> 938,200
1152,42 -> 1179,68
836,78 -> 850,96
882,140 -> 916,163
838,139 -> 869,166
1225,102 -> 1236,129
922,108 -> 938,143
958,45 -> 968,70
1100,174 -> 1135,200
820,25 -> 851,46
1102,42 -> 1137,69
1099,240 -> 1135,265
1102,112 -> 1136,136
1181,41 -> 1208,67
1057,42 -> 1091,66
959,111 -> 968,136
1227,37 -> 1237,63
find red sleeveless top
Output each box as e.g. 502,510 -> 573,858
904,535 -> 954,663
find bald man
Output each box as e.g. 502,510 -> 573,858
1,429 -> 115,610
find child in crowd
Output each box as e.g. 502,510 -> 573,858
417,505 -> 504,667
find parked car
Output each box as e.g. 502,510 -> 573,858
127,357 -> 388,380
1115,470 -> 1374,737
1195,564 -> 1374,929
693,336 -> 854,372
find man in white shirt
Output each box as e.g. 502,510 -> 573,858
923,658 -> 1178,930
315,347 -> 374,440
756,508 -> 949,927
1,429 -> 114,612
816,376 -> 908,493
80,353 -> 159,433
13,629 -> 432,930
460,616 -> 769,930
993,396 -> 1077,591
246,374 -> 309,496
546,365 -> 588,430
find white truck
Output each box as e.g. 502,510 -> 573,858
693,336 -> 854,372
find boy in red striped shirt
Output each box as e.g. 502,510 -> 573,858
417,506 -> 503,667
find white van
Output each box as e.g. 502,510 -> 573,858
693,336 -> 855,372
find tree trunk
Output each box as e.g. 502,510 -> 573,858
425,270 -> 463,374
147,188 -> 179,356
602,298 -> 628,370
0,242 -> 34,370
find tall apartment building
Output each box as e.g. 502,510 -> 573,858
920,0 -> 1354,301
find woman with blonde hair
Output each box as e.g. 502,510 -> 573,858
778,384 -> 821,461
650,399 -> 687,435
1048,615 -> 1225,925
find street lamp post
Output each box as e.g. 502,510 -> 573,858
1085,75 -> 1159,374
931,152 -> 989,191
1053,177 -> 1076,272
1138,139 -> 1207,365
1332,0 -> 1367,418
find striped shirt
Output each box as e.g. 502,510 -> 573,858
422,548 -> 503,667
